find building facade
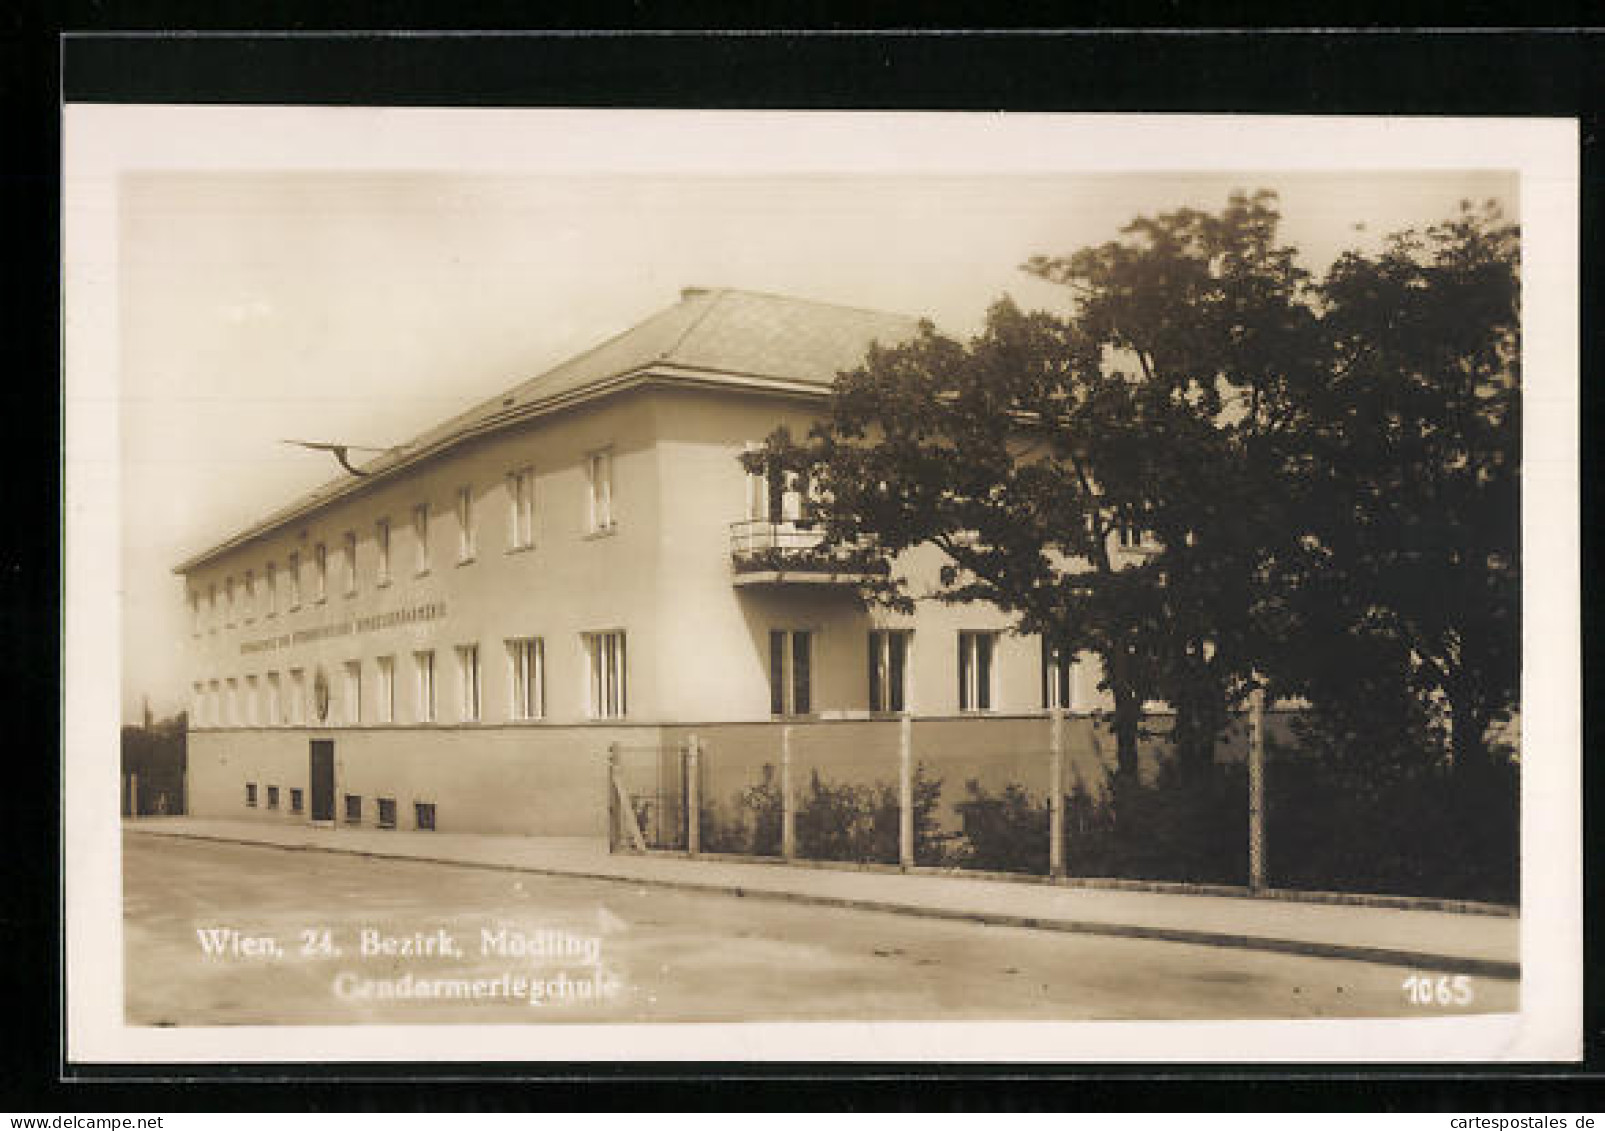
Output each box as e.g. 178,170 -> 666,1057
177,287 -> 1119,837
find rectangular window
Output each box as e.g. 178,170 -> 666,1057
245,783 -> 257,807
189,589 -> 201,635
289,668 -> 306,725
376,519 -> 391,585
266,672 -> 282,726
314,543 -> 328,601
869,629 -> 912,714
958,631 -> 998,712
243,570 -> 255,621
191,681 -> 203,721
456,644 -> 481,721
344,660 -> 362,725
768,629 -> 813,716
289,787 -> 303,813
456,485 -> 476,561
265,561 -> 277,617
343,531 -> 358,595
344,794 -> 362,824
586,449 -> 614,532
376,655 -> 395,723
414,650 -> 436,722
208,680 -> 220,726
286,551 -> 301,609
245,675 -> 260,726
507,637 -> 544,720
584,630 -> 627,719
225,678 -> 239,726
413,504 -> 430,574
377,797 -> 397,830
266,785 -> 280,810
1041,640 -> 1073,710
225,576 -> 236,626
415,802 -> 436,831
507,467 -> 535,549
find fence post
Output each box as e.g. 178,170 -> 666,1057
686,734 -> 701,858
780,723 -> 796,861
606,743 -> 620,853
1048,708 -> 1065,879
1247,684 -> 1267,893
898,711 -> 914,871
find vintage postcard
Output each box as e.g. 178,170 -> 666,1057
62,106 -> 1580,1064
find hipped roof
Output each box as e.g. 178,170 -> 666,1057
174,286 -> 924,574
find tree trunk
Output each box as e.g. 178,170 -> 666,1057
1447,676 -> 1490,776
1107,650 -> 1142,785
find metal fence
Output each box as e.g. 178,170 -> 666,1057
610,702 -> 1280,884
605,703 -> 1517,905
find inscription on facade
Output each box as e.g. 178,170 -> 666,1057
240,602 -> 448,655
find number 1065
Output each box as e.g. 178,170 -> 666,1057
1402,973 -> 1474,1006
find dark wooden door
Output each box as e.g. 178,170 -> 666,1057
309,740 -> 334,822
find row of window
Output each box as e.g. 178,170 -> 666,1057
193,632 -> 624,728
774,629 -> 1077,716
200,625 -> 1072,725
244,782 -> 437,830
189,453 -> 615,635
197,630 -> 1077,727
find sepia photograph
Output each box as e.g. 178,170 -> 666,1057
62,107 -> 1580,1064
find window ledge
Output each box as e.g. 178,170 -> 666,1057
505,543 -> 535,556
455,556 -> 477,567
376,578 -> 392,589
583,526 -> 619,541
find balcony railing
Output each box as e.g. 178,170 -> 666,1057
729,519 -> 888,585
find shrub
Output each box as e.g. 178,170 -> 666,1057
699,764 -> 785,856
1264,755 -> 1517,903
954,780 -> 1049,874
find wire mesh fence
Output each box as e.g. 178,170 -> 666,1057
608,707 -> 1517,904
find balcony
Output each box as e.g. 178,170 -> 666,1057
729,519 -> 889,587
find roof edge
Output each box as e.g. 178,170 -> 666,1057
171,366 -> 829,575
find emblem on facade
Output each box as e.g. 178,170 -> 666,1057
312,667 -> 330,723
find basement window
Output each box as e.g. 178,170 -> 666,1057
289,788 -> 304,813
344,794 -> 362,824
415,802 -> 437,832
377,797 -> 397,830
266,785 -> 280,810
245,782 -> 257,808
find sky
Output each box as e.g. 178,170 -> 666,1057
112,156 -> 1516,722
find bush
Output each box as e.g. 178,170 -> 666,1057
699,763 -> 947,865
953,781 -> 1049,873
1264,755 -> 1518,904
698,764 -> 784,856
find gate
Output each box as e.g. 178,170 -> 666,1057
309,739 -> 335,823
607,739 -> 700,853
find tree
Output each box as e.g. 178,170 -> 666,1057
757,191 -> 1519,793
754,301 -> 1157,781
1023,189 -> 1323,772
761,191 -> 1318,780
1283,200 -> 1520,775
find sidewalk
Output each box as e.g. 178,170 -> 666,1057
124,816 -> 1520,979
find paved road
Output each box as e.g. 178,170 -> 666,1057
123,833 -> 1515,1025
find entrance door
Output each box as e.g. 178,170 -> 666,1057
309,740 -> 334,823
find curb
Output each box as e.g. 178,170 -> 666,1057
126,826 -> 1521,981
673,848 -> 1520,918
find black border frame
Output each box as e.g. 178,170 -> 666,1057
18,20 -> 1602,1109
